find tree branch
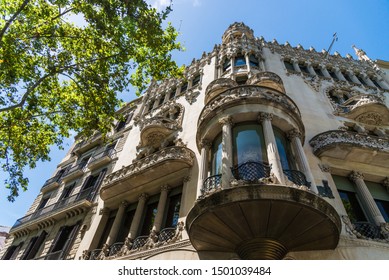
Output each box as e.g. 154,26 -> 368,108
0,0 -> 30,46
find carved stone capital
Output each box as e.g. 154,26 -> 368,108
200,138 -> 212,150
319,164 -> 331,173
183,176 -> 191,183
120,200 -> 128,209
258,112 -> 273,122
161,185 -> 170,192
218,116 -> 233,126
139,193 -> 149,202
349,171 -> 364,182
99,207 -> 110,216
287,128 -> 302,141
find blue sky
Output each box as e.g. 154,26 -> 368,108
1,0 -> 388,227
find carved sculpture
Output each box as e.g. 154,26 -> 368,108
97,243 -> 109,260
117,237 -> 133,257
143,230 -> 158,250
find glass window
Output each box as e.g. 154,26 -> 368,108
274,128 -> 293,170
140,201 -> 158,235
223,58 -> 231,72
211,133 -> 222,175
338,190 -> 367,223
284,60 -> 295,71
192,75 -> 200,87
165,193 -> 182,228
180,82 -> 188,93
249,55 -> 259,67
169,89 -> 176,100
234,55 -> 246,67
375,200 -> 389,222
232,123 -> 267,166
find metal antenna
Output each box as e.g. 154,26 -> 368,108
325,32 -> 338,58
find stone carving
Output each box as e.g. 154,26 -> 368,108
185,89 -> 200,105
97,243 -> 109,260
117,237 -> 133,257
103,147 -> 195,188
318,164 -> 331,173
309,130 -> 389,156
81,250 -> 90,260
142,230 -> 158,250
341,215 -> 360,238
199,86 -> 302,130
355,112 -> 383,125
383,177 -> 389,193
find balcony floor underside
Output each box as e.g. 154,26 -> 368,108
186,184 -> 341,259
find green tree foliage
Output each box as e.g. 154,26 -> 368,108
0,0 -> 183,201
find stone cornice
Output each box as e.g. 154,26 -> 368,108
309,130 -> 389,156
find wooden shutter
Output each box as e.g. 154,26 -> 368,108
25,231 -> 47,260
59,222 -> 81,260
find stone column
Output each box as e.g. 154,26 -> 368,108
152,185 -> 170,232
127,193 -> 148,240
197,139 -> 211,197
306,63 -> 316,76
335,67 -> 346,81
349,171 -> 386,225
219,116 -> 234,189
245,53 -> 251,73
292,59 -> 301,73
106,201 -> 128,245
320,65 -> 331,78
258,113 -> 285,184
287,129 -> 318,194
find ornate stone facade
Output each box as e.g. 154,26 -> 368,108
2,22 -> 389,261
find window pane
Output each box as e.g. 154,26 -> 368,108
234,56 -> 246,66
284,60 -> 295,71
338,190 -> 367,223
140,202 -> 158,235
211,134 -> 222,175
233,123 -> 266,166
165,193 -> 182,227
375,200 -> 389,222
249,55 -> 259,67
274,128 -> 293,170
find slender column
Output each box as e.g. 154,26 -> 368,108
197,139 -> 211,197
259,59 -> 266,71
346,70 -> 360,84
258,113 -> 285,184
245,53 -> 251,72
320,65 -> 331,78
106,201 -> 128,245
287,129 -> 318,194
152,185 -> 170,232
306,63 -> 316,76
349,171 -> 386,225
219,116 -> 234,189
229,57 -> 234,75
334,67 -> 346,81
127,193 -> 148,240
292,59 -> 301,72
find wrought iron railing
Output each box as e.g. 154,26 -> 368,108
42,174 -> 62,188
353,222 -> 382,239
231,161 -> 271,182
109,242 -> 123,256
158,227 -> 176,243
283,169 -> 310,188
12,188 -> 95,229
89,249 -> 102,260
201,174 -> 222,195
62,163 -> 86,178
131,236 -> 148,250
73,132 -> 102,151
89,149 -> 117,165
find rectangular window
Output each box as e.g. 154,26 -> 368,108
313,66 -> 324,77
180,82 -> 188,93
299,64 -> 310,74
249,55 -> 259,67
338,190 -> 367,223
78,169 -> 107,200
284,60 -> 295,71
20,231 -> 47,260
1,242 -> 24,260
223,59 -> 231,72
164,192 -> 182,228
169,89 -> 176,100
47,222 -> 80,260
328,69 -> 339,80
192,75 -> 201,87
140,201 -> 158,236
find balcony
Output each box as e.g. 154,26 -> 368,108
100,146 -> 195,202
309,130 -> 389,174
10,188 -> 95,237
187,161 -> 341,259
61,163 -> 86,183
334,94 -> 389,125
204,78 -> 238,105
246,72 -> 286,93
40,174 -> 62,192
73,132 -> 103,154
88,149 -> 117,171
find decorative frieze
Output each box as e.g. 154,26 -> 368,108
309,130 -> 389,156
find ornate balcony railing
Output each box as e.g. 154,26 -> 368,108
283,169 -> 310,188
12,188 -> 95,229
231,161 -> 271,182
89,249 -> 102,260
131,236 -> 148,250
90,149 -> 116,164
109,242 -> 124,256
201,174 -> 222,195
353,222 -> 383,240
158,227 -> 176,243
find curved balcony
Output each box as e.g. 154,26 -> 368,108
186,184 -> 341,259
246,72 -> 285,93
334,94 -> 389,125
198,85 -> 303,145
309,130 -> 389,173
204,78 -> 238,105
100,146 -> 195,201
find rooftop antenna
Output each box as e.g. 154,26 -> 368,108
325,32 -> 338,58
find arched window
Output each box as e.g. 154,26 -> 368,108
232,123 -> 267,166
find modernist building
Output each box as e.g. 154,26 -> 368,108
1,22 -> 389,260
